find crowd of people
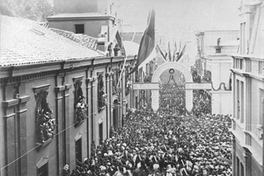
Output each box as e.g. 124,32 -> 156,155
66,70 -> 232,176
67,109 -> 232,175
159,84 -> 186,116
68,109 -> 232,176
159,84 -> 211,117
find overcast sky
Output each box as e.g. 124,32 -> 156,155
115,0 -> 240,41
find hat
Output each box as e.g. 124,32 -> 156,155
108,150 -> 113,156
153,163 -> 159,170
100,165 -> 107,171
63,164 -> 69,170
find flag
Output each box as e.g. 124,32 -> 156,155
168,42 -> 172,61
130,9 -> 155,74
156,45 -> 167,63
173,41 -> 177,61
138,46 -> 156,69
177,43 -> 186,62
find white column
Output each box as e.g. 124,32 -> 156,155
151,90 -> 159,112
185,90 -> 193,112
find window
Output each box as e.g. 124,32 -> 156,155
37,163 -> 48,176
73,76 -> 87,127
97,72 -> 106,113
75,138 -> 82,163
236,157 -> 240,176
240,163 -> 244,176
75,24 -> 84,34
260,89 -> 264,126
240,22 -> 246,54
37,158 -> 49,176
241,81 -> 244,123
237,80 -> 240,119
259,61 -> 264,75
99,123 -> 103,144
239,59 -> 243,69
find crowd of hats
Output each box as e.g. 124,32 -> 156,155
159,84 -> 211,118
68,108 -> 232,176
192,90 -> 211,117
159,84 -> 186,116
66,73 -> 231,175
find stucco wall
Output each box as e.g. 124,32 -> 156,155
48,20 -> 111,39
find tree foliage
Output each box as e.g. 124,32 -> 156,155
0,0 -> 53,21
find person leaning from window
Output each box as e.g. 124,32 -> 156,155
108,42 -> 113,56
114,43 -> 120,56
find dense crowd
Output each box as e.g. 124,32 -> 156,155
159,84 -> 186,116
159,84 -> 211,117
67,108 -> 232,176
65,70 -> 231,176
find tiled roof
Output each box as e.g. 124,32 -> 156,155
0,15 -> 104,67
50,28 -> 98,51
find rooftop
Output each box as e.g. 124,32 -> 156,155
0,15 -> 104,67
47,13 -> 115,20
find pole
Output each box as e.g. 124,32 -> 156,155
116,56 -> 127,88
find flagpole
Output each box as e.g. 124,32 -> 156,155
116,56 -> 127,88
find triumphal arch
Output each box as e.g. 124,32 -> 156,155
133,62 -> 211,112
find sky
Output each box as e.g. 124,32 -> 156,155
114,0 -> 241,41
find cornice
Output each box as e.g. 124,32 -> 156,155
0,56 -> 133,86
47,15 -> 115,22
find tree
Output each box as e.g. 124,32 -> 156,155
0,0 -> 53,21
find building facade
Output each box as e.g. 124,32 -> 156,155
47,0 -> 122,53
0,15 -> 135,176
195,30 -> 239,115
231,0 -> 264,176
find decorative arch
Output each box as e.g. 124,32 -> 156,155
152,62 -> 192,82
151,62 -> 193,112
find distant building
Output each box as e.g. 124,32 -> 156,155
230,0 -> 264,176
195,30 -> 239,115
47,0 -> 124,54
0,15 -> 135,176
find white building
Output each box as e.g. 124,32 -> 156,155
196,30 -> 239,115
231,0 -> 264,175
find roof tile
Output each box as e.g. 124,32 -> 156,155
0,15 -> 104,67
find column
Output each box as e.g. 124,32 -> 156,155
152,90 -> 159,112
55,83 -> 71,175
232,135 -> 236,176
86,77 -> 92,157
17,94 -> 30,176
185,90 -> 193,112
245,75 -> 251,131
105,71 -> 110,138
55,84 -> 65,176
2,97 -> 19,176
64,84 -> 71,168
109,72 -> 113,129
243,147 -> 252,176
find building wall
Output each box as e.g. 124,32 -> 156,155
0,87 -> 4,176
48,19 -> 112,39
231,1 -> 264,175
211,91 -> 232,115
207,55 -> 232,88
232,56 -> 264,176
198,30 -> 238,115
0,57 -> 134,176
